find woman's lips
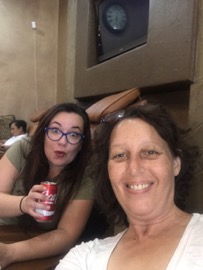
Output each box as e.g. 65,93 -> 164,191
126,182 -> 153,192
55,151 -> 66,158
127,183 -> 150,191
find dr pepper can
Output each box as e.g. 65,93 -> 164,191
35,181 -> 58,222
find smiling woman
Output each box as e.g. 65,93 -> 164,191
0,103 -> 94,269
55,102 -> 203,270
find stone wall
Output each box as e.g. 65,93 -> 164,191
0,0 -> 59,123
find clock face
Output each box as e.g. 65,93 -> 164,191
103,4 -> 128,33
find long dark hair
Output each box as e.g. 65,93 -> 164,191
93,103 -> 200,227
20,103 -> 91,229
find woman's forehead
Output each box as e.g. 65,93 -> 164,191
49,112 -> 84,129
110,118 -> 161,143
51,112 -> 82,121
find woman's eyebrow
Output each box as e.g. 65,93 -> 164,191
71,126 -> 83,132
49,122 -> 82,132
49,121 -> 61,126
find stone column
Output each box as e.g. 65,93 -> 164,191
187,0 -> 203,212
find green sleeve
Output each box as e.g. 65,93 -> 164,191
74,175 -> 94,200
5,138 -> 31,172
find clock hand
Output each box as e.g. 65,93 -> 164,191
115,15 -> 118,27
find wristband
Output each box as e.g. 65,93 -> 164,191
19,196 -> 26,214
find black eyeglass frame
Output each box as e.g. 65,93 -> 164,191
45,127 -> 85,145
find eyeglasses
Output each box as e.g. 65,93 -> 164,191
100,99 -> 148,123
100,110 -> 125,123
45,127 -> 84,145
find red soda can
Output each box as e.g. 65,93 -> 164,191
35,181 -> 58,222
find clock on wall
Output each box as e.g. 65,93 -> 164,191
95,0 -> 150,62
102,3 -> 128,33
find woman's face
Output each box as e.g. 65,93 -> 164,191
44,112 -> 84,175
108,118 -> 181,223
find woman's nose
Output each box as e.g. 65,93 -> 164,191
126,157 -> 143,176
58,134 -> 68,145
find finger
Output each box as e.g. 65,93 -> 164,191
30,184 -> 47,193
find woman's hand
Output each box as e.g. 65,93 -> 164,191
21,184 -> 51,220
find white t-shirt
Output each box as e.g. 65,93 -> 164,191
3,134 -> 27,147
55,213 -> 203,270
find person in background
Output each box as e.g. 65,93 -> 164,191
0,119 -> 27,148
0,103 -> 94,269
55,103 -> 203,270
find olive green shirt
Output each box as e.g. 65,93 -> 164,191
0,138 -> 93,226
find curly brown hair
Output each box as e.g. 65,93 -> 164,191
93,103 -> 200,227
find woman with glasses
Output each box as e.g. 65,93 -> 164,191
56,103 -> 203,270
0,103 -> 93,268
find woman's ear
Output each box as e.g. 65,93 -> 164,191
174,156 -> 181,176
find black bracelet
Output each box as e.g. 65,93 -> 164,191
19,196 -> 26,214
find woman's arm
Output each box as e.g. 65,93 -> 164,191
0,199 -> 93,268
0,155 -> 22,216
0,155 -> 48,218
0,146 -> 94,268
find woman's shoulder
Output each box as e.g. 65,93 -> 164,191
5,137 -> 32,169
191,213 -> 203,227
186,213 -> 203,241
191,213 -> 203,223
6,137 -> 31,156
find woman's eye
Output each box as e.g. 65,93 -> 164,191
51,128 -> 61,134
69,132 -> 79,138
148,150 -> 157,155
111,153 -> 127,160
141,150 -> 160,159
